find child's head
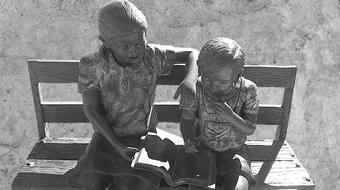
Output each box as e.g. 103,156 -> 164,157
197,37 -> 245,96
97,0 -> 147,66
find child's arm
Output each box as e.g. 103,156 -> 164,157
82,89 -> 138,161
215,102 -> 256,135
179,80 -> 200,153
180,111 -> 198,153
172,48 -> 199,108
214,82 -> 259,135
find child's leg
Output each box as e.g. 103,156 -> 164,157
219,172 -> 239,190
216,145 -> 255,190
81,172 -> 112,190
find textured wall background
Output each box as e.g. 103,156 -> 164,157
1,0 -> 339,189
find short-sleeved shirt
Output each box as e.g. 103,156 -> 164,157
182,77 -> 259,152
78,44 -> 176,137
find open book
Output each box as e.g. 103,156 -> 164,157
131,132 -> 216,189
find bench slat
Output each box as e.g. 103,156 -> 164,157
42,103 -> 88,123
12,159 -> 314,190
28,142 -> 87,160
29,60 -> 185,85
42,102 -> 282,125
27,139 -> 294,161
242,65 -> 297,88
29,60 -> 296,88
29,60 -> 79,83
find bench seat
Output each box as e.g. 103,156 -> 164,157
12,131 -> 314,190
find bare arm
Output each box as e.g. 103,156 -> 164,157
173,48 -> 199,82
82,89 -> 138,160
214,80 -> 258,135
216,102 -> 256,135
180,111 -> 198,153
180,112 -> 196,141
172,48 -> 199,103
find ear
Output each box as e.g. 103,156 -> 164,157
238,68 -> 244,78
98,35 -> 109,48
232,69 -> 242,87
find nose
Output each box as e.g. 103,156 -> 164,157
127,45 -> 137,57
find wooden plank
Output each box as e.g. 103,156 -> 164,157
29,60 -> 296,88
29,60 -> 79,83
29,60 -> 185,85
158,65 -> 298,88
28,62 -> 46,140
242,65 -> 297,87
154,102 -> 181,122
27,141 -> 88,160
42,102 -> 88,123
155,103 -> 283,125
12,158 -> 314,190
251,160 -> 314,190
27,138 -> 296,161
42,102 -> 282,125
257,105 -> 282,125
19,160 -> 77,175
157,64 -> 186,85
277,68 -> 297,140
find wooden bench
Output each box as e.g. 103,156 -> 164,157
11,60 -> 315,190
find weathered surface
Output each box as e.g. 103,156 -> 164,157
12,141 -> 314,190
0,0 -> 339,189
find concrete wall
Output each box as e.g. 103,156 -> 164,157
1,0 -> 339,189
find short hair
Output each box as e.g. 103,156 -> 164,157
97,0 -> 147,40
198,37 -> 244,72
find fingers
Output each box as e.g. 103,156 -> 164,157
173,85 -> 182,99
214,101 -> 232,112
122,147 -> 139,161
184,143 -> 198,153
126,147 -> 139,152
122,153 -> 133,161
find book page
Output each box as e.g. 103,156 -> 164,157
131,148 -> 170,170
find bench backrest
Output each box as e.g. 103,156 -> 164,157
28,60 -> 296,160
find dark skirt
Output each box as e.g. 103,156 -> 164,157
66,131 -> 160,189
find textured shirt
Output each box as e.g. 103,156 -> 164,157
78,44 -> 176,137
182,77 -> 259,152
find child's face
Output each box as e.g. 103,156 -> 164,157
201,64 -> 239,98
106,31 -> 146,66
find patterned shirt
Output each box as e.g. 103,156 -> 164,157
182,77 -> 259,152
78,44 -> 176,137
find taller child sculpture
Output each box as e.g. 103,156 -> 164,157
66,1 -> 199,189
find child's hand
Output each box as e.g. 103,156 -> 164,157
117,146 -> 139,161
184,139 -> 198,153
173,79 -> 196,109
214,101 -> 234,121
